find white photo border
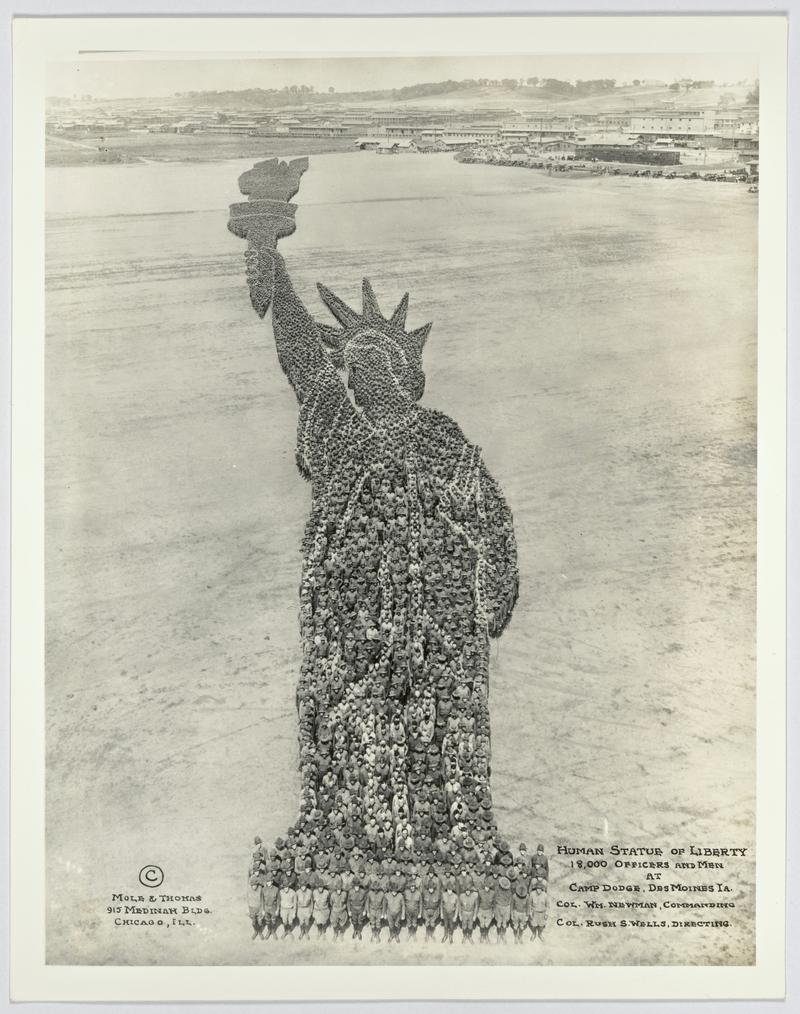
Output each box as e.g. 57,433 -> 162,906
8,9 -> 790,1005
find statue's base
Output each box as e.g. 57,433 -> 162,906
247,841 -> 550,943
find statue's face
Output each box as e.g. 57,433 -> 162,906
346,341 -> 401,409
345,331 -> 424,406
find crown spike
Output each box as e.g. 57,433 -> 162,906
362,279 -> 384,323
407,322 -> 432,353
389,293 -> 410,329
317,282 -> 361,328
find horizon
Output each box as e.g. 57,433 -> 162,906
46,53 -> 758,101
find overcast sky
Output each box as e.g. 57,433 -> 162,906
47,53 -> 758,100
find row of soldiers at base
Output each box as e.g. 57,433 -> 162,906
247,840 -> 549,944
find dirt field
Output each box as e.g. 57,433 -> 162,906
45,131 -> 355,166
45,151 -> 757,966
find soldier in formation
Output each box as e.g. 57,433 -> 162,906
231,161 -> 527,940
247,835 -> 549,944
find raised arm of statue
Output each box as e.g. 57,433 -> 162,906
228,157 -> 344,405
267,249 -> 338,404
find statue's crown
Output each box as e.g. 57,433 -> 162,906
316,279 -> 432,371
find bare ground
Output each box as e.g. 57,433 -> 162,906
45,131 -> 355,167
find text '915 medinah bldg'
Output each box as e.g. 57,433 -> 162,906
230,158 -> 549,944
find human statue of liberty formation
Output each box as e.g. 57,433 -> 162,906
231,159 -> 542,944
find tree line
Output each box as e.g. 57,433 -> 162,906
174,76 -> 737,107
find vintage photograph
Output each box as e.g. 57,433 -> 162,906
42,45 -> 763,973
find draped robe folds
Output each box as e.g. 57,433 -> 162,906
269,252 -> 519,862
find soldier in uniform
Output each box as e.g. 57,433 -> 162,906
494,875 -> 512,942
459,878 -> 479,943
312,879 -> 331,938
261,876 -> 281,940
385,879 -> 406,942
348,876 -> 368,940
518,843 -> 532,877
250,835 -> 266,875
296,876 -> 314,939
532,843 -> 549,882
315,846 -> 332,882
440,881 -> 460,944
511,878 -> 530,943
421,876 -> 442,942
530,881 -> 549,940
403,874 -> 423,939
279,877 -> 298,939
477,872 -> 496,942
367,876 -> 386,942
330,876 -> 349,939
247,873 -> 265,940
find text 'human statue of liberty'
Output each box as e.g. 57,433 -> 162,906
230,157 -> 519,887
